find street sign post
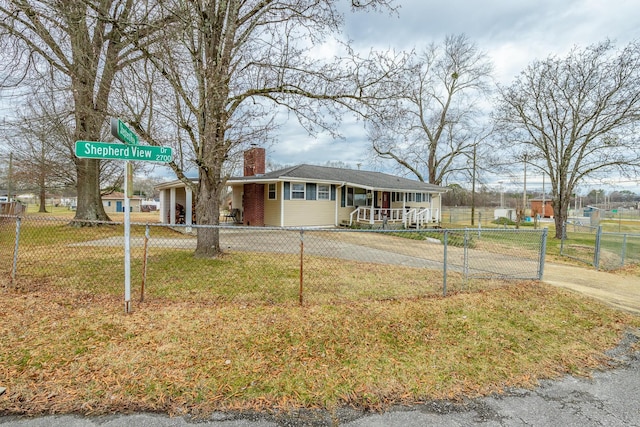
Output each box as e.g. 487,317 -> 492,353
75,141 -> 172,163
75,119 -> 172,314
110,118 -> 138,145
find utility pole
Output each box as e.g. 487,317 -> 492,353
8,152 -> 13,201
522,153 -> 527,214
541,173 -> 546,218
471,143 -> 477,226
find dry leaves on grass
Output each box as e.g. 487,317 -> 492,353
0,282 -> 638,418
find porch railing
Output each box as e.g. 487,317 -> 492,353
349,207 -> 439,227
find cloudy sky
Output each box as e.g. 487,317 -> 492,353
268,0 -> 640,191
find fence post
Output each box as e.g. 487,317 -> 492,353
11,216 -> 21,288
443,230 -> 448,297
594,225 -> 602,270
621,233 -> 627,268
538,228 -> 548,280
140,224 -> 150,302
299,229 -> 304,306
463,229 -> 469,281
560,221 -> 565,256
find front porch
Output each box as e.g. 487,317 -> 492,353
346,206 -> 440,229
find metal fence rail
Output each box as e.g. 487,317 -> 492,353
599,232 -> 640,270
560,222 -> 599,266
561,221 -> 640,270
1,216 -> 547,307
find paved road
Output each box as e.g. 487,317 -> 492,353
2,331 -> 639,426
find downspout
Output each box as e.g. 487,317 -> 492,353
335,183 -> 345,226
280,181 -> 285,227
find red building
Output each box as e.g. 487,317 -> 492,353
530,199 -> 554,218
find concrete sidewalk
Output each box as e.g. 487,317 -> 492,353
543,263 -> 640,314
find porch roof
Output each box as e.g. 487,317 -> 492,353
227,164 -> 447,194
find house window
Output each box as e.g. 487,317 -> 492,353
406,193 -> 414,202
291,183 -> 305,199
317,184 -> 330,200
268,183 -> 277,200
107,201 -> 111,207
346,187 -> 354,206
416,193 -> 422,203
354,188 -> 368,206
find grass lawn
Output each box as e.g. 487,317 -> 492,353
1,209 -> 639,418
1,278 -> 639,417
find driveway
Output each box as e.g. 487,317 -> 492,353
543,263 -> 640,314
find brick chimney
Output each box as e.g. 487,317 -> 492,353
243,146 -> 266,176
242,146 -> 266,226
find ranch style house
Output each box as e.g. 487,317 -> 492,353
156,147 -> 447,228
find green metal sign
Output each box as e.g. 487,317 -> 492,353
75,141 -> 172,163
110,118 -> 139,145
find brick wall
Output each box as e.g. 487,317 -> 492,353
242,147 -> 266,226
243,147 -> 265,177
243,183 -> 265,226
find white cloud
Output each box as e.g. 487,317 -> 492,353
269,0 -> 640,193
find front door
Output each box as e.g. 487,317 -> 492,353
382,192 -> 390,217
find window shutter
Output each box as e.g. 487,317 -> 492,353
341,186 -> 345,207
306,183 -> 316,200
331,185 -> 336,201
284,182 -> 290,200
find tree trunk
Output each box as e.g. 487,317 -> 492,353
194,169 -> 222,258
74,158 -> 110,222
552,198 -> 569,239
38,178 -> 47,213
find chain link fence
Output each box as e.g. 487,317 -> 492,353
561,221 -> 640,270
1,215 -> 547,307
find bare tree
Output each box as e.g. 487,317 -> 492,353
126,0 -> 402,257
494,40 -> 640,238
1,84 -> 127,210
0,0 -> 174,221
368,34 -> 494,185
7,109 -> 71,212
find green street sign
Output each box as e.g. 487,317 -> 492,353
75,141 -> 172,163
111,118 -> 139,145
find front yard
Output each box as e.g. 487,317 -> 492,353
1,278 -> 638,417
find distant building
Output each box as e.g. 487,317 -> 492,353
494,208 -> 516,221
530,199 -> 554,218
102,192 -> 142,213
